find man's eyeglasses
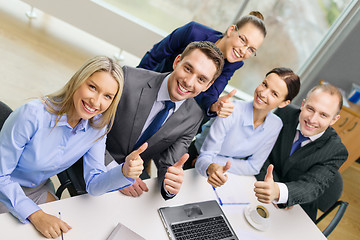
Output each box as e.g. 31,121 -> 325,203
234,25 -> 257,57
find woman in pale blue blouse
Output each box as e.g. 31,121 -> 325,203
195,68 -> 300,188
0,56 -> 145,238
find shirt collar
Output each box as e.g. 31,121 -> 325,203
243,102 -> 269,130
49,113 -> 89,132
158,75 -> 184,111
296,124 -> 324,141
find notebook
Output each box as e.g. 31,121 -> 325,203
158,200 -> 239,240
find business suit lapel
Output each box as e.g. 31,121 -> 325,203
283,128 -> 331,175
278,115 -> 298,172
128,76 -> 163,152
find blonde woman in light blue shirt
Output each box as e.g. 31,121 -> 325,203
0,56 -> 146,238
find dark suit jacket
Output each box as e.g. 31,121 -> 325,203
106,66 -> 204,199
137,21 -> 243,115
256,105 -> 348,221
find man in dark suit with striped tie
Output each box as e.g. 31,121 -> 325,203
254,84 -> 348,221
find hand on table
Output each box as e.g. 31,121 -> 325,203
164,153 -> 188,195
122,142 -> 147,179
28,210 -> 71,239
210,89 -> 237,118
120,177 -> 149,197
206,161 -> 231,188
254,164 -> 280,203
272,203 -> 293,210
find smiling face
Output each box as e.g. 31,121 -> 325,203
221,22 -> 264,63
299,90 -> 340,137
167,49 -> 217,102
253,73 -> 290,112
69,71 -> 118,127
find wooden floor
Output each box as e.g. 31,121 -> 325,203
1,1 -> 360,239
0,0 -> 139,110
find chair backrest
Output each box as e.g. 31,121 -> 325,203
0,101 -> 13,131
317,171 -> 343,212
56,158 -> 87,198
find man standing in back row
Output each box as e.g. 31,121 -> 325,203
254,84 -> 348,221
106,41 -> 224,199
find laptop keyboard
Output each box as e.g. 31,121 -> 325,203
171,216 -> 234,240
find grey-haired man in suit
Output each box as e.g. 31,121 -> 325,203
254,84 -> 348,221
106,41 -> 224,199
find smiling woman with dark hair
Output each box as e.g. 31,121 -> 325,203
195,67 -> 300,188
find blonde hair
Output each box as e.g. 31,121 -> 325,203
42,56 -> 124,136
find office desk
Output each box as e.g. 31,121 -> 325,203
0,169 -> 326,240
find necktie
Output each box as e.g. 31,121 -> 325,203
133,101 -> 175,150
289,131 -> 309,156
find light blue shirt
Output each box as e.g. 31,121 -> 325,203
195,101 -> 283,176
0,100 -> 134,223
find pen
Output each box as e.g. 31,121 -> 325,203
58,212 -> 64,240
222,202 -> 250,205
212,186 -> 223,206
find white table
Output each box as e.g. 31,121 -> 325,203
0,169 -> 326,240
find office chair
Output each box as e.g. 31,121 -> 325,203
55,158 -> 87,199
0,101 -> 12,130
315,170 -> 349,237
55,154 -> 153,198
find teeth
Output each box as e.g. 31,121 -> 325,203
257,97 -> 265,104
234,49 -> 240,58
305,122 -> 315,128
84,102 -> 96,112
179,84 -> 189,93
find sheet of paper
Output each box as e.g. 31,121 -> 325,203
212,173 -> 251,205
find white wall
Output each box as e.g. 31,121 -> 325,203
21,0 -> 167,58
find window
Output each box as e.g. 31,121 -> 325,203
102,0 -> 352,96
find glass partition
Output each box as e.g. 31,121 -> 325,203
102,0 -> 352,95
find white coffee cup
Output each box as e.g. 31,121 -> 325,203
249,205 -> 270,226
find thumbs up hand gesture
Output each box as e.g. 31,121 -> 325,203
164,154 -> 189,195
210,89 -> 237,118
254,164 -> 280,203
206,161 -> 231,188
123,142 -> 147,179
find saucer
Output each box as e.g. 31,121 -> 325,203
244,206 -> 270,231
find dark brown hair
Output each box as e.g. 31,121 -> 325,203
180,41 -> 224,82
266,67 -> 300,101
